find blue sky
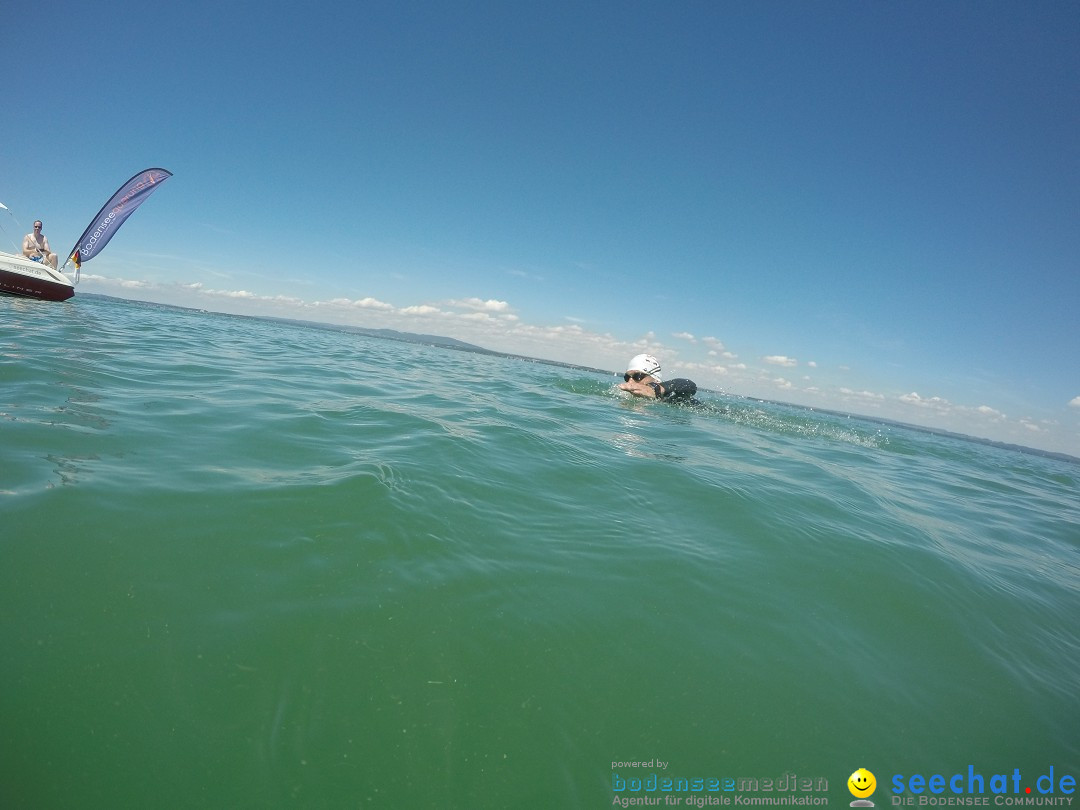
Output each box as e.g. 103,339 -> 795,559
4,0 -> 1079,455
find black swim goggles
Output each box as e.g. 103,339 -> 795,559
623,372 -> 650,382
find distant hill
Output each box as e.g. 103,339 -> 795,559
261,315 -> 491,353
80,294 -> 487,352
259,315 -> 616,376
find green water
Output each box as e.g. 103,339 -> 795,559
2,295 -> 1077,808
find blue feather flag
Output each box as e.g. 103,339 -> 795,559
64,168 -> 172,272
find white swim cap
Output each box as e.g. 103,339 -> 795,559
626,354 -> 661,378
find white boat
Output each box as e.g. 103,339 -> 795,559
0,250 -> 75,301
0,167 -> 172,304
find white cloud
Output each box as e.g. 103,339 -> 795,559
447,298 -> 510,312
899,392 -> 952,411
840,388 -> 885,401
330,296 -> 393,310
807,361 -> 817,368
209,288 -> 255,299
357,297 -> 393,310
673,332 -> 696,343
97,275 -> 300,305
675,361 -> 728,376
82,273 -> 149,289
703,337 -> 738,360
1069,396 -> 1080,408
763,355 -> 797,367
977,405 -> 1006,420
400,304 -> 441,316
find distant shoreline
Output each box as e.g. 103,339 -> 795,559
78,293 -> 1080,466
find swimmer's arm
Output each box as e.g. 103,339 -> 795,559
618,380 -> 660,399
661,379 -> 697,400
618,379 -> 697,400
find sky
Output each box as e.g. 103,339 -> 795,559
4,0 -> 1079,456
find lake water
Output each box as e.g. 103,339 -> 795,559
2,294 -> 1077,808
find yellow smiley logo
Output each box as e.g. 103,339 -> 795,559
848,768 -> 877,798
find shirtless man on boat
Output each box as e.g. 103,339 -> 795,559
23,221 -> 58,269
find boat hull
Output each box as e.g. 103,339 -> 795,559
0,251 -> 75,301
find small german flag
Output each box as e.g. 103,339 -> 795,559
70,250 -> 81,270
